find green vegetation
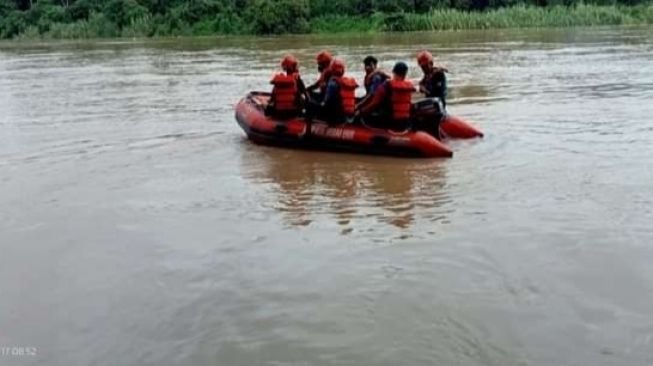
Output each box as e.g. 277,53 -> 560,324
374,4 -> 653,31
1,0 -> 652,39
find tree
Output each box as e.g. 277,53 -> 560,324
246,0 -> 310,34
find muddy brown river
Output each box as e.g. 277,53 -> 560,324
1,27 -> 653,366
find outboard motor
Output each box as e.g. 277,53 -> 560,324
411,97 -> 445,139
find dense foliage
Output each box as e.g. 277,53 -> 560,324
1,0 -> 652,38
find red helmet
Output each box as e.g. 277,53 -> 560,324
417,50 -> 434,66
316,50 -> 333,66
330,58 -> 345,76
281,55 -> 298,71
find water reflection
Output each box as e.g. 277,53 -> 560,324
240,144 -> 453,235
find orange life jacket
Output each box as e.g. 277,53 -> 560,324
388,79 -> 415,120
364,70 -> 389,93
334,76 -> 358,116
270,73 -> 299,111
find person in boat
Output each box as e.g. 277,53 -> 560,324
306,50 -> 333,102
316,58 -> 358,125
267,55 -> 308,118
355,61 -> 415,131
356,56 -> 390,112
362,56 -> 390,96
417,50 -> 449,109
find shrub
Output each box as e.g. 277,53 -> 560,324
246,0 -> 311,34
67,0 -> 104,20
103,0 -> 149,27
0,11 -> 28,38
121,15 -> 154,37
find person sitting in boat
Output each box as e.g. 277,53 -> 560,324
306,50 -> 333,102
363,56 -> 390,96
356,56 -> 390,112
317,58 -> 358,125
267,55 -> 307,118
417,50 -> 449,109
355,61 -> 415,131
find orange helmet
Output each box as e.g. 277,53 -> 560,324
281,55 -> 298,71
330,58 -> 345,76
316,50 -> 333,66
417,50 -> 434,66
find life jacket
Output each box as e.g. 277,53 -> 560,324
270,73 -> 299,112
333,76 -> 358,116
364,70 -> 390,93
388,79 -> 415,120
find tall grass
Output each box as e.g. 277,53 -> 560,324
311,14 -> 385,33
312,4 -> 653,33
394,4 -> 653,31
8,3 -> 653,39
45,13 -> 120,39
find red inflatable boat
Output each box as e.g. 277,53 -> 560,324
235,92 -> 483,158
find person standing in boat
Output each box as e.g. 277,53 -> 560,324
356,56 -> 390,113
317,58 -> 358,125
306,50 -> 333,102
267,55 -> 308,118
417,50 -> 448,109
355,61 -> 415,131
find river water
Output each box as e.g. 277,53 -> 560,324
1,27 -> 653,366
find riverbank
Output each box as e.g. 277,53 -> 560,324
2,4 -> 653,40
